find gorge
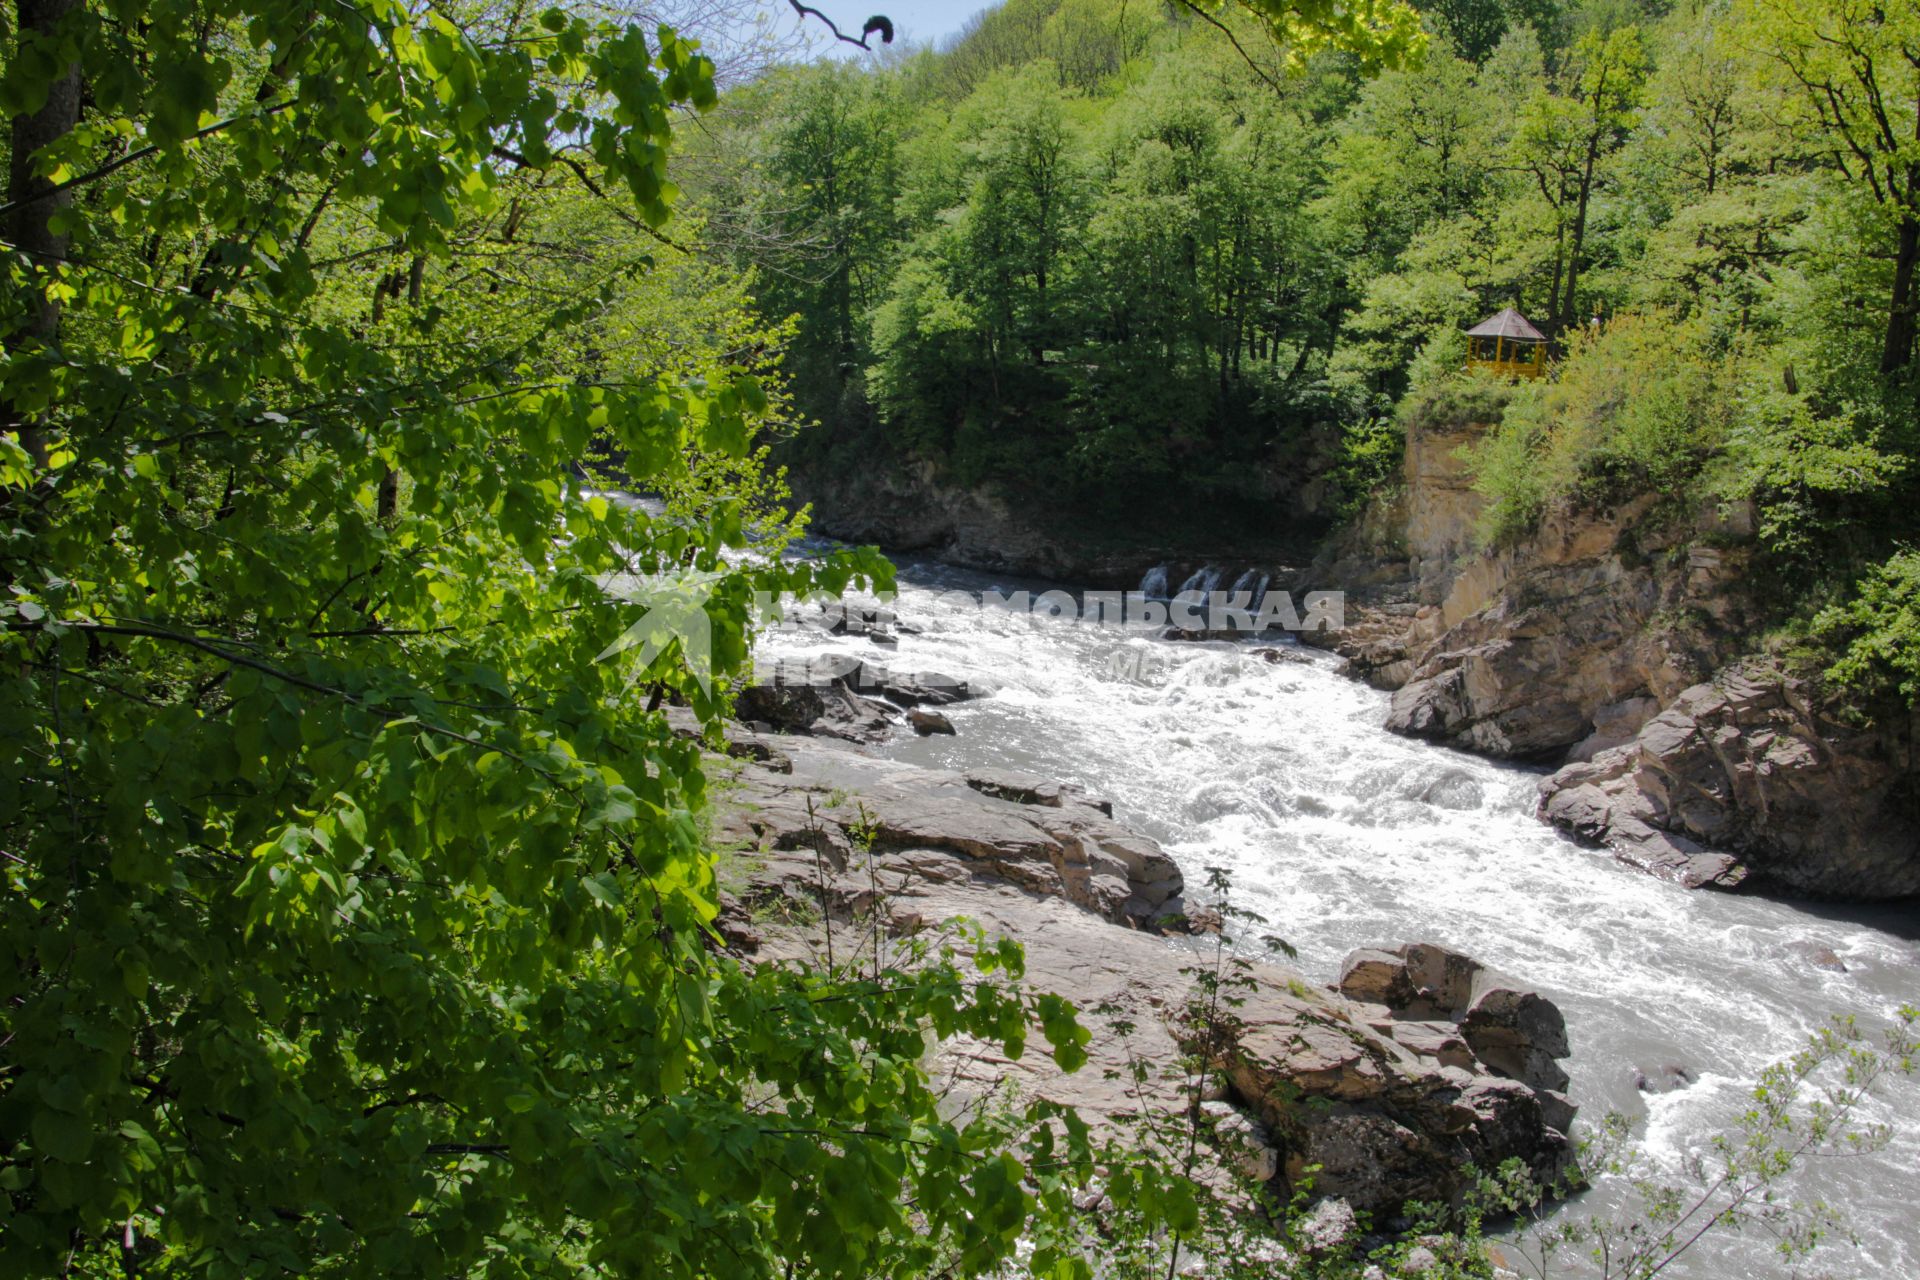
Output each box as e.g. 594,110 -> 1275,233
734,538 -> 1919,1277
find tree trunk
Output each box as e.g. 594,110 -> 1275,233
1545,219 -> 1566,336
1562,143 -> 1601,334
1882,198 -> 1919,375
4,0 -> 84,466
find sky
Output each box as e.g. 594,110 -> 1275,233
773,0 -> 987,55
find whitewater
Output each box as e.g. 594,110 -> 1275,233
756,550 -> 1920,1279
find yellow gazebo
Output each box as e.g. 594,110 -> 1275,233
1465,307 -> 1547,378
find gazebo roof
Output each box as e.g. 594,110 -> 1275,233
1465,307 -> 1546,342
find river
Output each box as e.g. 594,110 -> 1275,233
752,549 -> 1920,1279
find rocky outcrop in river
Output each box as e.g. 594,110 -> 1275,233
694,712 -> 1579,1216
1307,402 -> 1919,899
1537,668 -> 1920,896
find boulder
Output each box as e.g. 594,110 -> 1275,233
847,662 -> 982,708
1538,668 -> 1920,897
1333,943 -> 1577,1100
1633,1064 -> 1696,1094
1335,941 -> 1480,1018
735,668 -> 901,744
1461,985 -> 1571,1094
908,708 -> 956,736
1334,948 -> 1416,1009
1789,942 -> 1848,973
1419,771 -> 1484,810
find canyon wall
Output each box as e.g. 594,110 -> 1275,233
1321,405 -> 1919,898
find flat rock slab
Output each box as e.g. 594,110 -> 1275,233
702,727 -> 1579,1216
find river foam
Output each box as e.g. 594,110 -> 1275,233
755,553 -> 1920,1278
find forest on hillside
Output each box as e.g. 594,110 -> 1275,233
684,0 -> 1920,707
3,0 -> 1919,1275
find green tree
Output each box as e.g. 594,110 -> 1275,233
1744,0 -> 1920,375
0,3 -> 1124,1275
764,63 -> 900,383
1512,25 -> 1648,333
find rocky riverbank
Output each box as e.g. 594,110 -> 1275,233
1302,404 -> 1919,899
685,673 -> 1580,1220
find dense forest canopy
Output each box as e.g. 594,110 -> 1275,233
689,0 -> 1920,695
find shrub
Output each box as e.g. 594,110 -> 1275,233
1467,314 -> 1737,544
1814,549 -> 1920,710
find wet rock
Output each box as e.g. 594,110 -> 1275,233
815,601 -> 896,637
1633,1064 -> 1696,1094
1418,771 -> 1484,810
847,662 -> 980,707
1249,645 -> 1316,666
733,680 -> 827,734
908,708 -> 956,736
1539,668 -> 1920,897
734,669 -> 901,744
1790,942 -> 1848,973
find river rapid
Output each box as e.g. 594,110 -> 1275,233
753,550 -> 1920,1279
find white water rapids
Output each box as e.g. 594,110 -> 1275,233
752,551 -> 1920,1279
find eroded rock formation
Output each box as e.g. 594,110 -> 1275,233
697,717 -> 1579,1216
1537,669 -> 1920,896
1310,400 -> 1918,897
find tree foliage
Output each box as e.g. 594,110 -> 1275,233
0,2 -> 1160,1275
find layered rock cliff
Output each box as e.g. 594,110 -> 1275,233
1316,402 -> 1919,898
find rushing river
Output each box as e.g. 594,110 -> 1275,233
752,550 -> 1920,1279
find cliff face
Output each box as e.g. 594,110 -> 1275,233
1326,408 -> 1919,898
1384,493 -> 1753,764
791,458 -> 1124,581
786,452 -> 1320,588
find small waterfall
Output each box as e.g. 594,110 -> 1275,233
1177,566 -> 1225,597
1228,569 -> 1270,615
1138,564 -> 1171,600
1169,566 -> 1227,633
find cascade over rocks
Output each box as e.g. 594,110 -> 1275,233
736,659 -> 986,744
699,708 -> 1581,1217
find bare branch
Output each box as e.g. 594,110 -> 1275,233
785,1 -> 892,50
